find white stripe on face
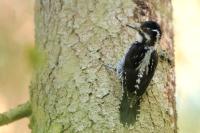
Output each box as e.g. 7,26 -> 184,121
136,32 -> 143,42
152,29 -> 161,42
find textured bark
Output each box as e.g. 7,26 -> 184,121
30,0 -> 176,132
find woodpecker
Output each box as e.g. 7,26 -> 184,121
117,21 -> 162,125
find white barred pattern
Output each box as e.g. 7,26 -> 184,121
134,46 -> 155,89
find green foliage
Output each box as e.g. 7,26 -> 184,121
27,47 -> 45,70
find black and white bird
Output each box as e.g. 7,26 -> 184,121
117,21 -> 162,125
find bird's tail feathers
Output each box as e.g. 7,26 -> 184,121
119,90 -> 140,126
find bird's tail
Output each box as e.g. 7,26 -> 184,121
119,90 -> 140,126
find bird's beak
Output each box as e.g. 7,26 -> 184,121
126,23 -> 141,31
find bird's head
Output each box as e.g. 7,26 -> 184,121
127,21 -> 162,46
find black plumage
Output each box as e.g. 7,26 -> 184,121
117,21 -> 161,125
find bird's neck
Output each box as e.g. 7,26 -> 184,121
136,32 -> 160,47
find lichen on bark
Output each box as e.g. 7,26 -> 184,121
30,0 -> 176,132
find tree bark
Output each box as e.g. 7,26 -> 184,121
30,0 -> 176,132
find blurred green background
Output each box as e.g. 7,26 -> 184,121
0,0 -> 33,132
0,0 -> 200,133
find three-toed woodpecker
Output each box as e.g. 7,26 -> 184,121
117,21 -> 162,125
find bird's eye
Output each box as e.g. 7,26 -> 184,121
142,27 -> 149,32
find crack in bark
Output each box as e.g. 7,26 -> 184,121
150,89 -> 166,127
146,92 -> 156,129
48,46 -> 62,78
59,0 -> 64,11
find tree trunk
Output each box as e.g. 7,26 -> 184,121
30,0 -> 176,132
